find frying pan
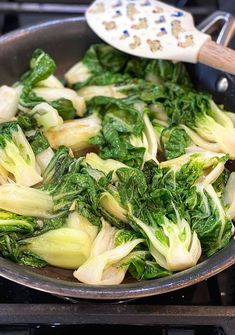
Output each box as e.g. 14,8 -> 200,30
0,13 -> 235,300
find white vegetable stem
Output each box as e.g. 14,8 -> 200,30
99,191 -> 128,223
44,113 -> 102,152
134,215 -> 202,272
85,152 -> 127,182
0,184 -> 54,218
31,103 -> 63,131
67,211 -> 98,242
64,62 -> 92,86
77,85 -> 126,101
0,85 -> 21,123
33,87 -> 86,117
22,227 -> 92,269
74,219 -> 143,285
36,147 -> 55,173
37,75 -> 64,89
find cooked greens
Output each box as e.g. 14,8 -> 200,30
0,44 -> 234,286
0,121 -> 42,186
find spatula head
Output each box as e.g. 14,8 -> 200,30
86,0 -> 210,63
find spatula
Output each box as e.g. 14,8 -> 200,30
85,0 -> 235,75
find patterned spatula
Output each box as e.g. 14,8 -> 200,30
86,0 -> 235,75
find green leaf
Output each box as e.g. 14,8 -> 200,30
21,49 -> 56,89
0,233 -> 21,262
73,72 -> 130,91
88,95 -> 144,136
161,127 -> 191,160
51,98 -> 76,120
124,58 -> 191,86
115,229 -> 140,245
141,260 -> 171,279
124,58 -> 149,78
76,199 -> 101,227
185,184 -> 233,256
164,86 -> 211,128
0,233 -> 47,267
27,130 -> 49,155
0,210 -> 37,234
87,96 -> 146,168
46,168 -> 101,217
213,168 -> 230,197
116,167 -> 147,218
83,43 -> 129,73
19,90 -> 45,109
33,216 -> 66,236
127,252 -> 171,280
17,112 -> 37,131
145,59 -> 192,86
42,146 -> 73,186
17,251 -> 48,267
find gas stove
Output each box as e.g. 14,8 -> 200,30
0,1 -> 235,334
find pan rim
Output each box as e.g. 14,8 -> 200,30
0,17 -> 234,300
0,17 -> 86,43
0,239 -> 234,299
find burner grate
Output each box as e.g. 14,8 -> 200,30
0,305 -> 232,335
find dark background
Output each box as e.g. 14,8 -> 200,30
0,0 -> 235,34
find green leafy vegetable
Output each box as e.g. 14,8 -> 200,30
186,183 -> 233,256
165,88 -> 235,159
42,146 -> 73,186
0,43 -> 233,286
0,210 -> 37,234
17,112 -> 37,131
161,127 -> 191,160
45,113 -> 102,152
20,49 -> 56,90
21,227 -> 92,269
0,122 -> 42,186
27,130 -> 49,155
0,183 -> 54,218
73,219 -> 143,284
51,98 -> 76,120
131,211 -> 201,272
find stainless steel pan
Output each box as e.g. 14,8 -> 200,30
0,13 -> 235,300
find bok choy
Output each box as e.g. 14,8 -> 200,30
0,44 -> 234,286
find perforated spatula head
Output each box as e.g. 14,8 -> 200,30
85,0 -> 210,63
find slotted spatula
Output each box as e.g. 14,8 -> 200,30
86,0 -> 235,75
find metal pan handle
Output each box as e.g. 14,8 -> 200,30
193,11 -> 235,103
197,11 -> 235,47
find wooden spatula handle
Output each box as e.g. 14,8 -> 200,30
198,40 -> 235,75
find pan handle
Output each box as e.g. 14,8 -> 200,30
197,11 -> 235,47
192,12 -> 235,115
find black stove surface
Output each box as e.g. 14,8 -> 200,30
0,1 -> 235,334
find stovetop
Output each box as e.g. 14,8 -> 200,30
0,1 -> 235,334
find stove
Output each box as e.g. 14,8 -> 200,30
0,1 -> 235,334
